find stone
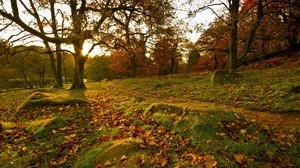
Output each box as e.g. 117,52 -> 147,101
211,69 -> 234,84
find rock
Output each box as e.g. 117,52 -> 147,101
94,138 -> 143,166
211,69 -> 235,84
16,92 -> 90,111
26,117 -> 70,138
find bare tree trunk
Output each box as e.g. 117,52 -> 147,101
70,42 -> 87,90
228,0 -> 240,71
55,43 -> 63,87
130,56 -> 137,78
45,44 -> 63,88
228,0 -> 263,70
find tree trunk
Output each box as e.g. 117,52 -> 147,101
170,57 -> 176,74
45,43 -> 63,88
63,56 -> 68,84
213,54 -> 218,70
70,42 -> 87,90
55,43 -> 63,87
130,56 -> 137,78
228,0 -> 240,71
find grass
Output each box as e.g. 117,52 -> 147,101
0,67 -> 299,167
106,67 -> 300,113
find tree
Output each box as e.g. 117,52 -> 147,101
6,45 -> 50,88
187,49 -> 200,72
108,49 -> 131,79
150,26 -> 183,75
0,0 -> 174,89
107,1 -> 175,78
194,0 -> 300,70
227,0 -> 263,70
189,0 -> 263,71
0,40 -> 10,70
85,55 -> 111,81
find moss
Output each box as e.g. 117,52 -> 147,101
94,138 -> 144,167
144,103 -> 185,116
74,142 -> 112,168
211,69 -> 235,84
16,92 -> 90,111
26,117 -> 70,138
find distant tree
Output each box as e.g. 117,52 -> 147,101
107,1 -> 175,78
62,52 -> 74,84
151,26 -> 183,75
187,49 -> 200,72
85,56 -> 111,81
6,45 -> 50,88
0,40 -> 11,70
109,49 -> 131,79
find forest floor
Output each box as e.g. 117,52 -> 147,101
0,66 -> 300,167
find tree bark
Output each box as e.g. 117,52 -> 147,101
130,56 -> 137,78
70,42 -> 87,90
228,0 -> 240,71
45,44 -> 63,88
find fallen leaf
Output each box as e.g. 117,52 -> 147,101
234,154 -> 244,164
136,156 -> 145,166
216,132 -> 226,137
204,155 -> 217,168
139,143 -> 147,149
160,158 -> 168,167
240,129 -> 247,134
120,155 -> 128,161
206,139 -> 212,145
104,160 -> 112,166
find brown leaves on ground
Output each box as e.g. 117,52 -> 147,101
1,84 -> 299,167
89,98 -> 219,167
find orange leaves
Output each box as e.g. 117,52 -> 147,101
234,154 -> 245,164
204,155 -> 218,168
181,153 -> 217,167
160,157 -> 168,167
241,0 -> 254,12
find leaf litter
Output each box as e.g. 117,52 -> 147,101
0,80 -> 299,167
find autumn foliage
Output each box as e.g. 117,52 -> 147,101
193,0 -> 300,72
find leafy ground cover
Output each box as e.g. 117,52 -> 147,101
0,67 -> 299,167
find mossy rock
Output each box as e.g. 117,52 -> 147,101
16,92 -> 90,111
211,69 -> 235,84
94,138 -> 144,167
144,103 -> 216,132
144,103 -> 185,116
26,117 -> 70,138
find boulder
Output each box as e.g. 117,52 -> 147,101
16,92 -> 89,111
94,138 -> 143,166
211,69 -> 234,84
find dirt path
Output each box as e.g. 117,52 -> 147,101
96,82 -> 300,130
158,98 -> 300,130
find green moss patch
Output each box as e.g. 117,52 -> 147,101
16,92 -> 90,111
26,117 -> 70,138
92,138 -> 144,167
